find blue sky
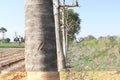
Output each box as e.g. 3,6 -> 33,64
0,0 -> 120,41
76,0 -> 120,38
0,0 -> 24,41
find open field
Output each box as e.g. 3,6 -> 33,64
0,48 -> 25,72
0,48 -> 120,80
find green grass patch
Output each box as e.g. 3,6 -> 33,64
0,43 -> 25,48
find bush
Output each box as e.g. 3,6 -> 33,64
83,35 -> 96,41
2,38 -> 11,43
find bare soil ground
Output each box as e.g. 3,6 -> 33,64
0,48 -> 26,80
0,48 -> 25,72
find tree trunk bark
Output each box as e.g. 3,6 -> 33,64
25,0 -> 59,80
54,0 -> 66,71
62,2 -> 67,59
65,30 -> 68,56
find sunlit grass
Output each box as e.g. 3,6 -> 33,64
60,71 -> 120,80
0,43 -> 24,48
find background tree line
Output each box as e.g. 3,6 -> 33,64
0,27 -> 10,43
0,27 -> 24,43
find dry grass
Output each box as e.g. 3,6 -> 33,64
1,71 -> 120,80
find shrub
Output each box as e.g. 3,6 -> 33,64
2,38 -> 11,43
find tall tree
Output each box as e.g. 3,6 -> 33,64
64,9 -> 80,55
0,27 -> 7,40
25,0 -> 59,80
54,0 -> 66,71
60,9 -> 81,62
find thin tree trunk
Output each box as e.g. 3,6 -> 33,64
62,0 -> 67,59
2,32 -> 4,40
25,0 -> 59,80
65,30 -> 68,55
54,0 -> 66,71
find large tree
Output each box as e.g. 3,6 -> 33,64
0,27 -> 7,40
25,0 -> 59,80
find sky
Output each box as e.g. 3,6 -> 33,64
0,0 -> 24,41
0,0 -> 120,41
76,0 -> 120,38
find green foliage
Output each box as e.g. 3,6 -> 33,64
0,43 -> 24,48
84,35 -> 96,40
68,35 -> 120,71
66,9 -> 81,40
0,27 -> 7,40
0,27 -> 7,33
1,38 -> 10,43
21,37 -> 25,42
60,9 -> 81,41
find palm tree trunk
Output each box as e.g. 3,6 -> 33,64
54,0 -> 66,71
25,0 -> 59,80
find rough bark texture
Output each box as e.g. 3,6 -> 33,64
25,0 -> 58,71
25,0 -> 60,80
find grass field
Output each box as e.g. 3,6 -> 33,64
0,43 -> 24,48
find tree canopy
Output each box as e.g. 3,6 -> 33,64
0,27 -> 7,39
62,9 -> 81,41
0,27 -> 7,33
